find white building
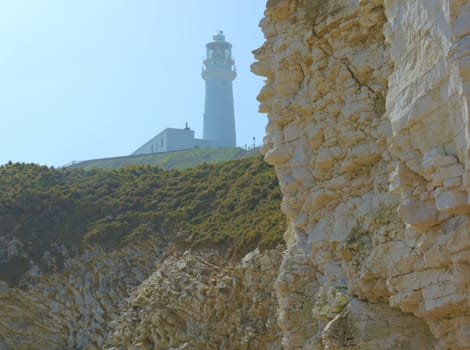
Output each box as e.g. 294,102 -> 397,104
132,125 -> 211,155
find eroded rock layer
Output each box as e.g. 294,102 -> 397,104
105,248 -> 282,350
0,236 -> 168,349
385,1 -> 470,348
253,0 -> 470,349
0,240 -> 283,350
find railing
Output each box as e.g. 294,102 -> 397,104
243,137 -> 258,151
243,144 -> 258,152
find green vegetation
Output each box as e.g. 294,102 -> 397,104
70,147 -> 254,170
0,156 -> 284,267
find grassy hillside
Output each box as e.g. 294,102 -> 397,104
69,147 -> 255,170
0,156 -> 284,282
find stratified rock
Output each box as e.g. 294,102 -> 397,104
0,236 -> 168,349
104,248 -> 283,350
253,0 -> 470,349
0,237 -> 282,350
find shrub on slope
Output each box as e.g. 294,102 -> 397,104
0,156 -> 284,282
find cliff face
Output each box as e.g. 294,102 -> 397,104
253,0 -> 470,349
0,236 -> 168,349
0,237 -> 283,350
2,2 -> 469,349
106,247 -> 282,350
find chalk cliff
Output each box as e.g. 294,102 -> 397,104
1,1 -> 469,349
253,0 -> 470,349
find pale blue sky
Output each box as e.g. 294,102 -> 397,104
0,1 -> 267,166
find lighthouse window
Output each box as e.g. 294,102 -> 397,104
214,47 -> 224,59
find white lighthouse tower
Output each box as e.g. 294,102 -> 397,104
202,31 -> 237,147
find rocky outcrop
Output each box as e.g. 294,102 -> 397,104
253,0 -> 470,349
0,236 -> 168,349
105,247 -> 282,350
0,236 -> 282,350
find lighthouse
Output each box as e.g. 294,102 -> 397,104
132,31 -> 238,156
202,31 -> 237,148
